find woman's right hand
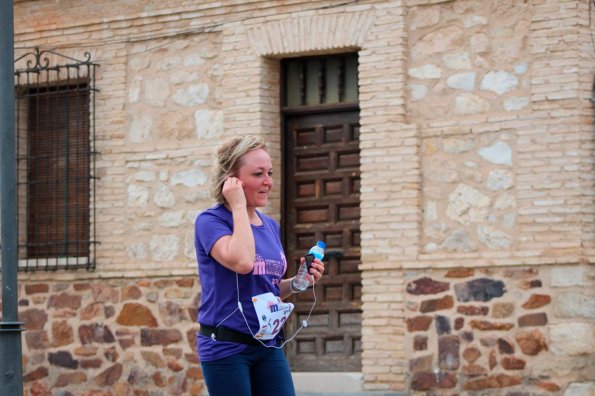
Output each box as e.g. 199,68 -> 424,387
222,177 -> 246,210
212,176 -> 254,274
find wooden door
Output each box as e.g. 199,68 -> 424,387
283,109 -> 362,372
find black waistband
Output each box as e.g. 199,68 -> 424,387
199,324 -> 263,346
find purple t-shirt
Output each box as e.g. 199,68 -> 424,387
194,204 -> 287,362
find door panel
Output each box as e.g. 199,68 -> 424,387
284,110 -> 362,372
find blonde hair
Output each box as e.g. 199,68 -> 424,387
211,135 -> 267,204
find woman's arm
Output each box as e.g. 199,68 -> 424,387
279,278 -> 295,300
279,258 -> 326,300
210,177 -> 255,274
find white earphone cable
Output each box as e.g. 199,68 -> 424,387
215,272 -> 317,349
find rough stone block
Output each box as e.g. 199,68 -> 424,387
515,329 -> 548,356
498,338 -> 515,354
48,351 -> 79,369
563,382 -> 595,396
550,266 -> 587,287
462,346 -> 481,363
461,364 -> 486,376
413,335 -> 428,351
501,356 -> 526,370
458,305 -> 489,316
517,312 -> 548,327
521,294 -> 551,309
411,371 -> 457,391
420,295 -> 454,313
469,320 -> 514,331
438,335 -> 460,370
455,278 -> 506,302
554,292 -> 595,319
23,366 -> 49,383
94,363 -> 123,387
454,317 -> 464,330
435,315 -> 452,335
445,268 -> 475,278
78,324 -> 115,344
463,374 -> 521,391
550,323 -> 595,356
116,303 -> 158,327
406,315 -> 433,332
518,279 -> 543,289
409,354 -> 433,372
25,284 -> 50,294
492,303 -> 515,318
406,277 -> 450,295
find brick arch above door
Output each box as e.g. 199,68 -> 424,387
246,12 -> 375,57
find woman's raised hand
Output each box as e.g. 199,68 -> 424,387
222,177 -> 247,210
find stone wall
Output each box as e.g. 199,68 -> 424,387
17,277 -> 202,395
404,265 -> 594,394
406,0 -> 531,120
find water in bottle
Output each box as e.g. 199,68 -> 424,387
293,241 -> 326,291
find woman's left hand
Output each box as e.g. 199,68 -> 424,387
307,257 -> 325,285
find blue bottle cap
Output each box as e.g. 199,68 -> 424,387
317,241 -> 326,249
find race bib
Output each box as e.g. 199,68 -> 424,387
251,292 -> 294,340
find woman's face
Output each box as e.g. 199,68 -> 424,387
236,148 -> 273,209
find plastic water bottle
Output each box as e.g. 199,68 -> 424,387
293,241 -> 326,291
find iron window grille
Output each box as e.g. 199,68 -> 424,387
282,53 -> 359,109
14,48 -> 99,272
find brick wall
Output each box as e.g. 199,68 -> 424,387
3,0 -> 593,394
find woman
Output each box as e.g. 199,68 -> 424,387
194,135 -> 325,396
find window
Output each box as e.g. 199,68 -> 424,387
282,53 -> 359,108
14,48 -> 98,271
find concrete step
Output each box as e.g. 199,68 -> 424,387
297,393 -> 406,396
202,372 -> 407,395
292,373 -> 405,396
